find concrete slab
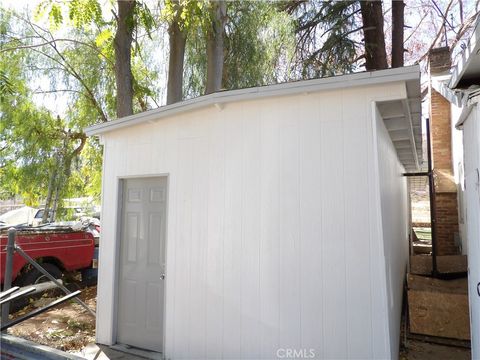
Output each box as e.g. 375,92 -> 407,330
0,334 -> 85,360
74,343 -> 162,360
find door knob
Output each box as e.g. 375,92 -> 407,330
477,282 -> 480,297
160,274 -> 165,280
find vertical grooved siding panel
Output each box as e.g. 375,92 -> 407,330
173,137 -> 193,358
375,107 -> 409,359
205,111 -> 225,359
369,106 -> 391,358
259,101 -> 281,359
164,121 -> 178,357
222,107 -> 243,358
298,95 -> 323,355
188,134 -> 209,358
463,106 -> 480,359
279,98 -> 302,351
240,103 -> 262,358
98,83 -> 410,359
343,89 -> 373,358
320,92 -> 348,359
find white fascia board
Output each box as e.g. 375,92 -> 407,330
455,104 -> 474,129
450,17 -> 480,88
455,90 -> 480,128
432,77 -> 464,107
86,65 -> 420,136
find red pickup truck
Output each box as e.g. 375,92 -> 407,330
0,227 -> 95,286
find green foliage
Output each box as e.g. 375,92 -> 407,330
48,4 -> 63,30
224,1 -> 295,88
0,9 -> 104,205
0,0 -> 370,207
184,1 -> 295,98
0,70 -> 14,99
162,0 -> 207,31
290,0 -> 361,77
134,2 -> 156,39
35,0 -> 103,30
68,0 -> 103,28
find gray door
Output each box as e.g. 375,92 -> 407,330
117,177 -> 167,352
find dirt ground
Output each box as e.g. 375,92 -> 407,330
7,285 -> 97,353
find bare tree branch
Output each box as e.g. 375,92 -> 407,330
418,0 -> 455,63
2,37 -> 114,67
14,14 -> 109,122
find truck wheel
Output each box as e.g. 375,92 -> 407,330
16,263 -> 63,286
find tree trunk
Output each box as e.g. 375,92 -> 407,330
205,0 -> 227,94
167,1 -> 186,105
391,0 -> 405,68
360,1 -> 388,70
42,168 -> 56,223
114,0 -> 135,118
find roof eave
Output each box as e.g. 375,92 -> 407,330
86,65 -> 420,137
450,17 -> 480,88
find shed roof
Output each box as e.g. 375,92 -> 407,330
86,66 -> 422,171
450,16 -> 480,89
439,17 -> 480,128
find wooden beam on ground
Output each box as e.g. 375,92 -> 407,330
407,274 -> 470,340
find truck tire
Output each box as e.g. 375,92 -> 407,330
16,263 -> 63,286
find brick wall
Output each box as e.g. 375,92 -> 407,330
431,89 -> 453,170
434,192 -> 459,255
429,47 -> 452,74
429,47 -> 459,255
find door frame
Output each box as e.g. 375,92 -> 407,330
112,174 -> 170,352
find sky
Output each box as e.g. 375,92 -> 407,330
2,0 -> 478,119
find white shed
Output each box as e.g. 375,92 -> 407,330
444,20 -> 480,357
86,66 -> 422,359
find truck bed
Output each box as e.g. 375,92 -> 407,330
0,225 -> 95,284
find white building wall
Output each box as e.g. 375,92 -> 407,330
97,82 -> 409,359
374,107 -> 409,359
451,104 -> 467,254
461,104 -> 480,359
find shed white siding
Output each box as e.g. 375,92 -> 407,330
95,82 -> 411,359
459,104 -> 480,358
374,107 -> 409,359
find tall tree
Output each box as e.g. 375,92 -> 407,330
183,1 -> 294,97
166,0 -> 186,104
391,0 -> 405,67
205,0 -> 226,94
114,0 -> 135,117
359,0 -> 388,70
285,1 -> 362,77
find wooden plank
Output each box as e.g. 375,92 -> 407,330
408,274 -> 468,294
407,333 -> 471,348
408,274 -> 470,340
